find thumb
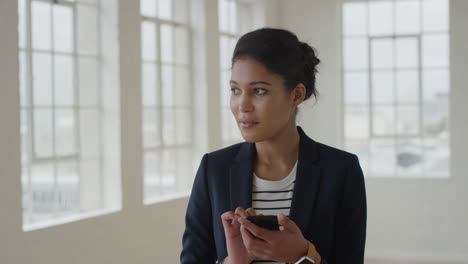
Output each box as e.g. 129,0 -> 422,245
277,213 -> 300,233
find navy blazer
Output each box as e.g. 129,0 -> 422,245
181,127 -> 367,263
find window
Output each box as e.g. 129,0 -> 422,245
140,0 -> 193,203
342,0 -> 450,178
218,0 -> 253,146
18,0 -> 120,228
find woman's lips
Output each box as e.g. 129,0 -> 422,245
239,121 -> 259,128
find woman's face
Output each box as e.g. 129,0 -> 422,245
230,57 -> 302,143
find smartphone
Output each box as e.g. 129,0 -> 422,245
245,215 -> 280,231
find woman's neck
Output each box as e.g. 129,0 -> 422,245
255,124 -> 300,168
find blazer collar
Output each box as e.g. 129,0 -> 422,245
229,126 -> 321,234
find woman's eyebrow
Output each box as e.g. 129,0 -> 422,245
230,80 -> 272,86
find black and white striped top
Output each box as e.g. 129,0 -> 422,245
250,161 -> 298,264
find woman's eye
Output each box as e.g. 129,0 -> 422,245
255,88 -> 267,95
231,87 -> 240,95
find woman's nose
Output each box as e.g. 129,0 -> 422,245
238,94 -> 254,112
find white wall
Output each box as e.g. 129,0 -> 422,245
278,0 -> 468,262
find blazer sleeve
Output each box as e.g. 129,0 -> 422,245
180,154 -> 217,263
327,154 -> 367,264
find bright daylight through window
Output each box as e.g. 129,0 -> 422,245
342,0 -> 450,178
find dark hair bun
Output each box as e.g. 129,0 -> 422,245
300,42 -> 320,100
232,28 -> 320,102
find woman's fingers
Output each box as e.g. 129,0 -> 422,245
221,211 -> 238,226
245,207 -> 257,216
234,206 -> 247,219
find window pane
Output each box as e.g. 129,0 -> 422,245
54,55 -> 74,106
423,137 -> 449,176
32,1 -> 52,50
162,107 -> 175,145
33,109 -> 54,158
345,106 -> 369,139
175,108 -> 191,145
78,57 -> 99,106
424,98 -> 449,138
218,0 -> 229,32
31,163 -> 54,216
143,108 -> 160,148
342,2 -> 367,36
237,3 -> 251,35
77,6 -> 98,55
161,65 -> 174,106
396,70 -> 419,104
372,71 -> 394,104
21,110 -> 29,164
175,26 -> 189,65
371,38 -> 394,69
56,161 -> 80,212
174,66 -> 190,106
423,69 -> 449,102
19,0 -> 27,49
78,0 -> 98,4
343,38 -> 368,70
219,36 -> 232,70
369,1 -> 393,36
344,72 -> 369,105
161,149 -> 176,193
160,24 -> 174,63
370,138 -> 396,176
80,109 -> 100,159
158,0 -> 172,19
33,53 -> 52,106
142,63 -> 158,106
53,5 -> 73,53
55,109 -> 76,156
140,0 -> 157,17
220,70 -> 231,107
422,34 -> 449,67
423,0 -> 449,32
372,106 -> 395,136
144,151 -> 161,198
397,138 -> 423,176
396,38 -> 418,69
141,22 -> 157,61
395,0 -> 420,34
228,0 -> 238,34
397,105 -> 419,135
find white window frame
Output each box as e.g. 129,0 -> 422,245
140,0 -> 195,204
342,0 -> 451,178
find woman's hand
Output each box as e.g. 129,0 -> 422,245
238,213 -> 320,263
221,207 -> 258,264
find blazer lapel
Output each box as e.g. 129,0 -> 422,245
229,142 -> 256,210
228,126 -> 321,236
289,126 -> 321,235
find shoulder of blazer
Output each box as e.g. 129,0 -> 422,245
297,126 -> 358,166
205,141 -> 254,165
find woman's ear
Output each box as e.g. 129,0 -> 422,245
291,83 -> 306,107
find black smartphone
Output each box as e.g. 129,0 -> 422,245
245,215 -> 280,231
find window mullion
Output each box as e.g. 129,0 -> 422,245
72,1 -> 81,212
50,0 -> 59,216
25,0 -> 35,225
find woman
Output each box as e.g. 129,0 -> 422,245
181,28 -> 367,264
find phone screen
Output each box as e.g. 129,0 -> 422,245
245,215 -> 280,231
